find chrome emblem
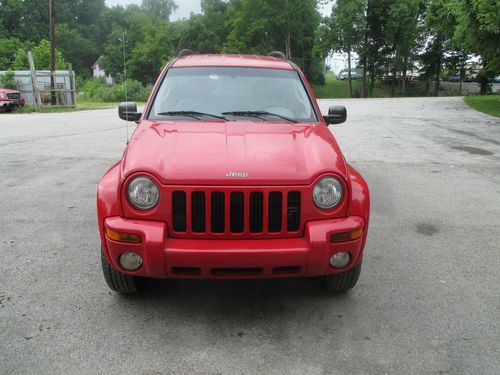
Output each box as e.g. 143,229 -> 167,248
225,171 -> 249,178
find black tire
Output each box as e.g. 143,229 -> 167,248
323,259 -> 362,292
101,248 -> 138,293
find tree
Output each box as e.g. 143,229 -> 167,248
454,0 -> 500,93
222,0 -> 322,82
329,0 -> 366,97
0,37 -> 25,69
12,40 -> 68,70
384,0 -> 425,96
141,0 -> 178,20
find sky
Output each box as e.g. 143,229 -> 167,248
105,0 -> 330,20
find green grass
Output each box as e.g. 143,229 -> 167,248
311,75 -> 358,98
311,74 -> 392,99
464,95 -> 500,117
8,100 -> 145,114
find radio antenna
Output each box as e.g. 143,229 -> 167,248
121,29 -> 130,144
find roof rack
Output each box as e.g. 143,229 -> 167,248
268,51 -> 287,59
177,49 -> 194,58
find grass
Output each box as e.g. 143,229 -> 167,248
311,74 -> 359,99
311,74 -> 393,99
7,100 -> 145,114
464,95 -> 500,117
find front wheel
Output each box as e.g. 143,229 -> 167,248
101,248 -> 138,293
322,259 -> 362,292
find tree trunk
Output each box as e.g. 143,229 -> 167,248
401,56 -> 407,94
49,0 -> 56,106
391,47 -> 399,97
361,54 -> 367,98
434,38 -> 442,97
347,50 -> 353,98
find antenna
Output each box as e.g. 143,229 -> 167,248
121,29 -> 130,144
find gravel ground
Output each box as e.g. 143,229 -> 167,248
0,97 -> 499,374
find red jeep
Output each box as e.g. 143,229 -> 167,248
0,88 -> 25,112
98,53 -> 370,293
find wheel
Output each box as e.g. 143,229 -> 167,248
101,247 -> 138,293
322,259 -> 362,292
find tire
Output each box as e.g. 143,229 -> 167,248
101,247 -> 138,293
323,259 -> 362,293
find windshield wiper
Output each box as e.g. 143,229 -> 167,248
157,111 -> 228,121
222,111 -> 298,123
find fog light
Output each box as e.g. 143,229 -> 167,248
329,252 -> 351,269
119,252 -> 143,271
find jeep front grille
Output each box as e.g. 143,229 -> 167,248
170,190 -> 301,237
6,92 -> 21,100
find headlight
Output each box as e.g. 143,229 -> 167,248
127,176 -> 160,210
0,92 -> 6,98
312,176 -> 343,209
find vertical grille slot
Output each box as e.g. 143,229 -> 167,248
287,191 -> 301,231
191,192 -> 206,232
230,192 -> 244,233
268,192 -> 282,233
249,192 -> 264,233
172,191 -> 186,232
211,192 -> 225,233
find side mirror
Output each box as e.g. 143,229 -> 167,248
118,102 -> 141,122
323,105 -> 347,125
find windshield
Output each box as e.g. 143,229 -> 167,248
148,67 -> 318,122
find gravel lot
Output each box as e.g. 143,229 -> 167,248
1,97 -> 499,374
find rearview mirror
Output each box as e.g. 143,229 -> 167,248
118,102 -> 141,122
323,105 -> 347,125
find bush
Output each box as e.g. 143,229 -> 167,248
79,77 -> 150,102
0,70 -> 18,90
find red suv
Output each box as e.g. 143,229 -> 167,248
98,53 -> 370,293
0,88 -> 25,112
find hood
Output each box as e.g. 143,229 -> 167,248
122,120 -> 347,185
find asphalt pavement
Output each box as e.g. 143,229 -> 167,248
0,97 -> 499,374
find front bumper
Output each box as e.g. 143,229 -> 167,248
102,216 -> 366,279
1,100 -> 24,107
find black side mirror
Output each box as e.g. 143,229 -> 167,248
323,105 -> 347,125
118,102 -> 141,122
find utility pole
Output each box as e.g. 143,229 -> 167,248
49,0 -> 56,105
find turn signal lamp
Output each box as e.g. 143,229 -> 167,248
330,228 -> 363,243
105,227 -> 142,244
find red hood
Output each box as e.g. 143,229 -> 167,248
122,121 -> 347,185
0,88 -> 20,93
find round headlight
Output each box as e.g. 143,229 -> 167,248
127,176 -> 160,211
312,176 -> 343,209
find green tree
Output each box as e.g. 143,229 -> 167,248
57,24 -> 99,76
0,37 -> 25,69
329,0 -> 366,97
141,0 -> 178,20
12,40 -> 68,70
454,0 -> 500,93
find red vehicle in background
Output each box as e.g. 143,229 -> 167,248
0,88 -> 25,112
98,52 -> 370,294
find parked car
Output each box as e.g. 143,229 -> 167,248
337,71 -> 360,80
98,52 -> 370,294
448,75 -> 460,82
0,88 -> 25,112
494,76 -> 500,83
